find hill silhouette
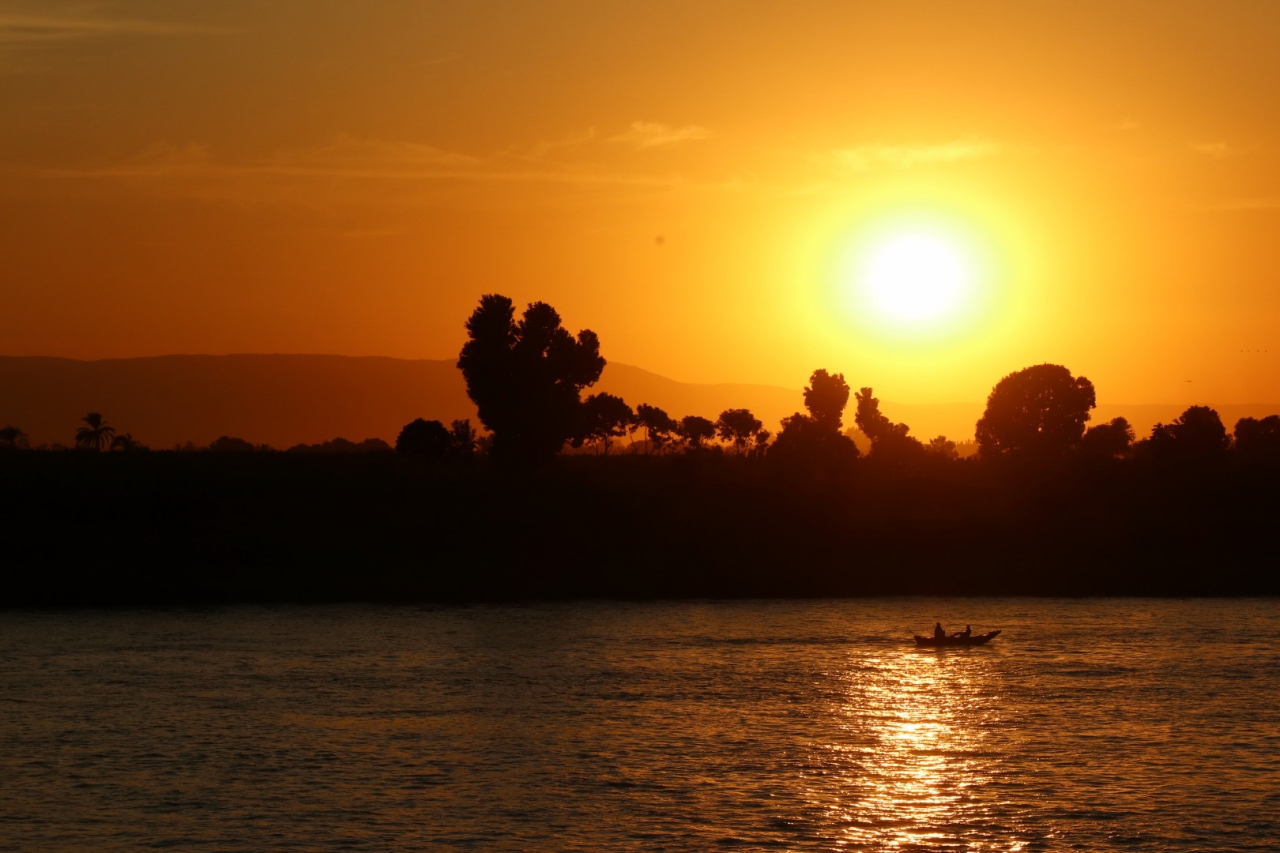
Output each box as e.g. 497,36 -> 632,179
2,354 -> 1277,448
0,355 -> 471,449
0,354 -> 811,448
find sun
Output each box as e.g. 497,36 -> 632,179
865,233 -> 970,323
819,206 -> 1005,348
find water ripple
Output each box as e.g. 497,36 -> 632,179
2,599 -> 1278,851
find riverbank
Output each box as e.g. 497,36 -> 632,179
3,452 -> 1277,605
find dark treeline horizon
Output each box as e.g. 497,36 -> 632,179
3,294 -> 1279,606
6,294 -> 1279,470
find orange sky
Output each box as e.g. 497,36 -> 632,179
3,0 -> 1279,404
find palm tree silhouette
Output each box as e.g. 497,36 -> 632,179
0,425 -> 28,449
75,413 -> 115,451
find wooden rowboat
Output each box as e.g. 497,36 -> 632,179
913,630 -> 1001,648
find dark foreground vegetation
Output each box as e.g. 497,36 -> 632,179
3,447 -> 1278,606
4,293 -> 1279,605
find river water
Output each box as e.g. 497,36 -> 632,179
2,600 -> 1277,851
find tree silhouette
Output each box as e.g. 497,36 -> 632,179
579,393 -> 634,455
1143,406 -> 1230,464
74,413 -> 115,451
0,425 -> 28,450
854,387 -> 923,460
110,433 -> 147,452
635,403 -> 679,454
1080,417 -> 1134,459
450,419 -> 478,459
854,387 -> 898,441
975,364 -> 1096,459
679,415 -> 717,450
927,435 -> 959,460
773,413 -> 820,453
804,369 -> 852,431
715,408 -> 766,455
751,428 -> 772,457
1234,415 -> 1280,461
288,437 -> 392,453
457,294 -> 605,464
208,436 -> 258,452
770,369 -> 859,464
396,418 -> 454,461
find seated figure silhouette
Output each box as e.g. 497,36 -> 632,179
952,624 -> 972,639
934,622 -> 946,639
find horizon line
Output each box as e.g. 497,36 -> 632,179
3,351 -> 1279,407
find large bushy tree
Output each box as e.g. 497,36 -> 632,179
975,364 -> 1096,459
1080,417 -> 1134,459
770,369 -> 858,464
804,369 -> 851,432
927,435 -> 959,460
1234,415 -> 1280,461
635,404 -> 679,454
1142,406 -> 1230,464
457,295 -> 605,464
579,393 -> 634,455
715,408 -> 766,455
678,415 -> 717,450
396,418 -> 477,461
396,418 -> 454,461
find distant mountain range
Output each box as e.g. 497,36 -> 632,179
0,354 -> 803,449
1,354 -> 1276,449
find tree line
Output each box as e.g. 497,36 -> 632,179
0,413 -> 147,453
4,293 -> 1279,468
0,414 -> 399,455
440,293 -> 1280,468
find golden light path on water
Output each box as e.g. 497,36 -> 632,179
808,649 -> 1019,852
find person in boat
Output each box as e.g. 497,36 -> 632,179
951,624 -> 973,639
933,622 -> 946,639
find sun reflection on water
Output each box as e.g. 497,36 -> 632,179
809,648 -> 1020,851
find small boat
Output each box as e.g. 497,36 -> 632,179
913,630 -> 1001,648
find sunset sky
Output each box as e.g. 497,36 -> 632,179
3,0 -> 1279,405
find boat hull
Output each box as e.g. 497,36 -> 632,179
913,630 -> 1001,647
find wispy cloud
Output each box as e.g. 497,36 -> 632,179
526,128 -> 597,159
612,121 -> 712,150
827,138 -> 1002,171
22,135 -> 695,210
37,137 -> 486,184
1189,141 -> 1230,160
49,136 -> 674,185
260,135 -> 483,175
0,12 -> 232,44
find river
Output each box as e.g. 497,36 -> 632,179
2,599 -> 1277,851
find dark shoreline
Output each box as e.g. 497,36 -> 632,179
4,452 -> 1278,607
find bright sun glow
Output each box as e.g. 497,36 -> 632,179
865,233 -> 970,323
824,207 -> 1005,351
